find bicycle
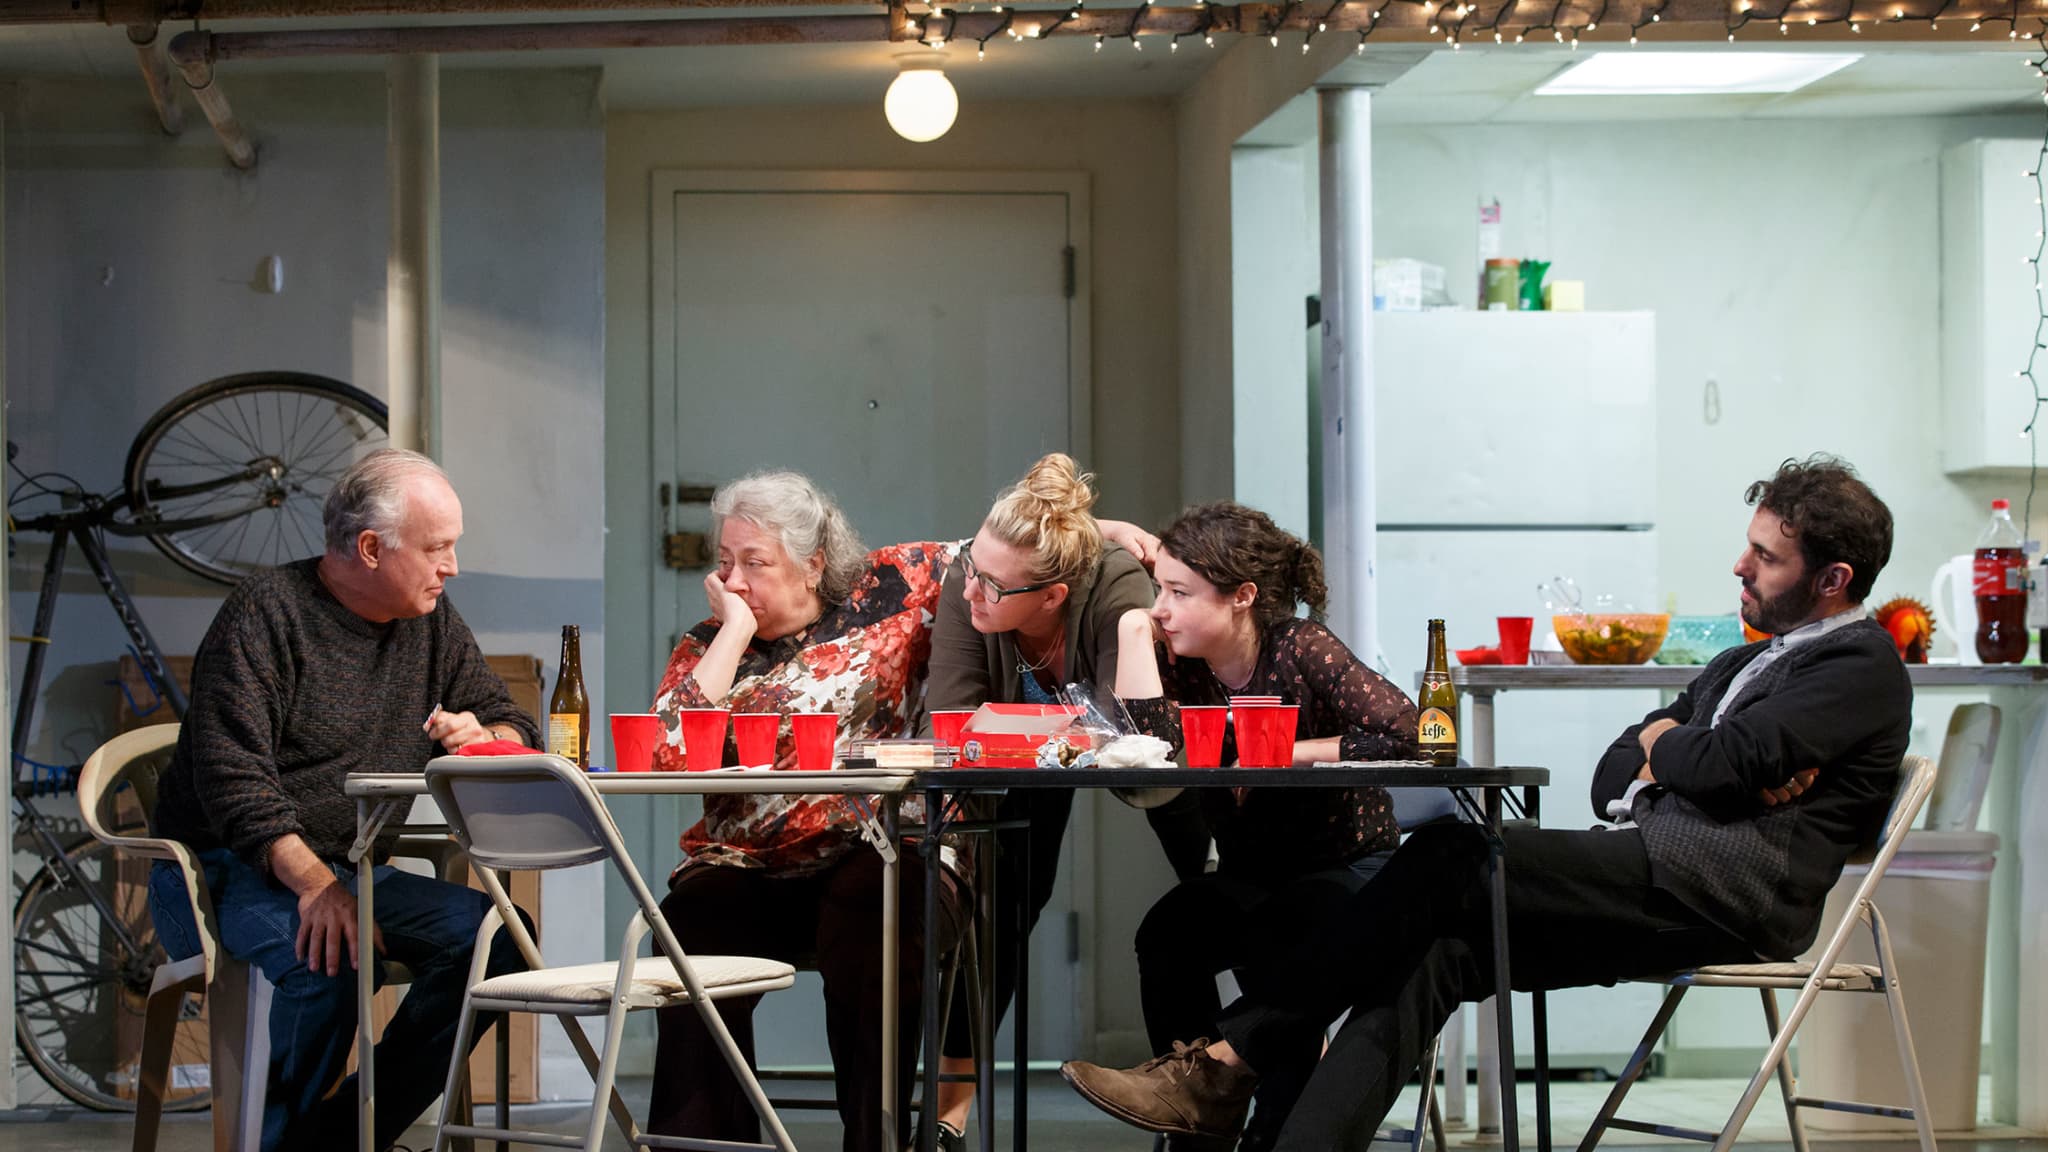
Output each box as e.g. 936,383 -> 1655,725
9,371 -> 387,1111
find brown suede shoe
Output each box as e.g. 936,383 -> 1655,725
1060,1039 -> 1258,1139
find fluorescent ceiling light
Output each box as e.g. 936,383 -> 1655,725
1535,52 -> 1860,95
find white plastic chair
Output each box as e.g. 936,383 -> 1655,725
1575,753 -> 1941,1152
1926,703 -> 1999,831
80,724 -> 475,1152
422,752 -> 800,1152
79,724 -> 271,1152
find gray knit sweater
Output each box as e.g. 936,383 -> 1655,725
152,559 -> 538,871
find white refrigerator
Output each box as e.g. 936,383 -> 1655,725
1371,310 -> 1669,1074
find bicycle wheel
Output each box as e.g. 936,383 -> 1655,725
124,372 -> 389,585
14,836 -> 212,1113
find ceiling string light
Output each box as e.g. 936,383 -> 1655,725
882,0 -> 2045,136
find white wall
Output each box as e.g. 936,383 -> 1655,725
2,67 -> 607,1101
1231,145 -> 1316,537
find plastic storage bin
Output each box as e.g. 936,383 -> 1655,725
1798,829 -> 1998,1132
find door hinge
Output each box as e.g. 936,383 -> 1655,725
1066,909 -> 1081,964
1062,246 -> 1076,300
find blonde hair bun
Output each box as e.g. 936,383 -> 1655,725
984,453 -> 1102,586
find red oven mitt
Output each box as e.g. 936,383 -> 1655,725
456,738 -> 545,757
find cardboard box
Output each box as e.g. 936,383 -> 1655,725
954,702 -> 1096,768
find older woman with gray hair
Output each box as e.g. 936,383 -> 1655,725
646,470 -> 970,1152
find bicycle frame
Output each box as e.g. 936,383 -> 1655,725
11,510 -> 189,964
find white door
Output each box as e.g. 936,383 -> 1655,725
635,171 -> 1092,1069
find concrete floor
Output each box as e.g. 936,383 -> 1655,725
0,1073 -> 2038,1152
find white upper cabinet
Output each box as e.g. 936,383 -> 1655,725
1942,138 -> 2043,476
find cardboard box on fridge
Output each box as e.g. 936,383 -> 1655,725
955,702 -> 1098,768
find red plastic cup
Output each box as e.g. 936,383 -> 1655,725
1180,705 -> 1228,768
1497,616 -> 1535,666
1269,705 -> 1299,767
931,710 -> 975,754
1232,704 -> 1299,767
1228,704 -> 1262,767
733,713 -> 780,768
680,708 -> 730,772
609,714 -> 663,774
791,711 -> 838,773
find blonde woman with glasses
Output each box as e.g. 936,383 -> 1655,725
916,453 -> 1211,1151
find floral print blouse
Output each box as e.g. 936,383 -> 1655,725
1125,616 -> 1418,882
654,540 -> 959,875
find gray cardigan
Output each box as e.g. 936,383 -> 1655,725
1591,619 -> 1911,959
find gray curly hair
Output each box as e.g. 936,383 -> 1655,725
323,449 -> 448,555
712,471 -> 867,605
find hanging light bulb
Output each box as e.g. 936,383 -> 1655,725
884,56 -> 959,143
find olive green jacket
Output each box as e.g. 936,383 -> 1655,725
918,543 -> 1154,730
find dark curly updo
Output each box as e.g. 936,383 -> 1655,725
1157,501 -> 1327,626
1744,454 -> 1893,604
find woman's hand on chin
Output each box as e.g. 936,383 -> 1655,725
704,572 -> 758,638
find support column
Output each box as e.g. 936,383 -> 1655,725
386,54 -> 441,458
1316,86 -> 1378,665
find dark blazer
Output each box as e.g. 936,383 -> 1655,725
1591,617 -> 1911,959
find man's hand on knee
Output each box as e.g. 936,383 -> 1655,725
268,834 -> 384,977
295,878 -> 385,977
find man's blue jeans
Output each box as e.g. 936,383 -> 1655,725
148,850 -> 524,1152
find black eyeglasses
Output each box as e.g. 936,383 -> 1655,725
960,543 -> 1053,602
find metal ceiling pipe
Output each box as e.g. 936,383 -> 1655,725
174,14 -> 893,60
386,53 -> 440,459
0,0 -> 869,25
126,22 -> 183,135
166,33 -> 256,168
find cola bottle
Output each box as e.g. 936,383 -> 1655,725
1976,499 -> 2028,664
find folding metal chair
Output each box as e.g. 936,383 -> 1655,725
423,752 -> 799,1152
1576,753 -> 1941,1152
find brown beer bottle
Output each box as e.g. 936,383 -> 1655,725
1418,619 -> 1460,766
548,625 -> 590,769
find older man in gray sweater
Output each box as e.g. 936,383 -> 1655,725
149,449 -> 535,1152
1061,455 -> 1912,1152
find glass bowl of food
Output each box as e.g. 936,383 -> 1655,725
1656,615 -> 1745,665
1551,613 -> 1671,665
